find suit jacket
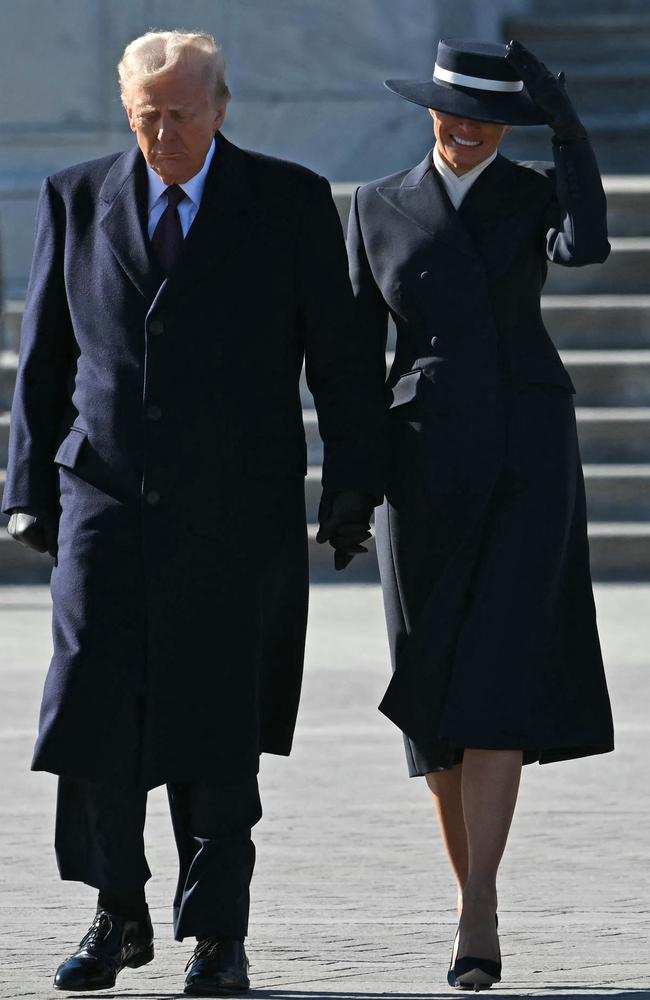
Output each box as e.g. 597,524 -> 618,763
3,133 -> 385,788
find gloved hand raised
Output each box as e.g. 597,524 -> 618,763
506,39 -> 587,143
316,490 -> 375,571
7,509 -> 58,558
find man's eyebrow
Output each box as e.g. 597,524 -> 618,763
135,103 -> 195,113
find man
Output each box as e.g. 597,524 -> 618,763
4,31 -> 384,995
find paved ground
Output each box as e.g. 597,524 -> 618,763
1,583 -> 649,1000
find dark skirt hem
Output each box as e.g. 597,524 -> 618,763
405,739 -> 615,778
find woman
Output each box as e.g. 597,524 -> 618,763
347,39 -> 614,990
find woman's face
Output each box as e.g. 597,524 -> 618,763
430,110 -> 511,176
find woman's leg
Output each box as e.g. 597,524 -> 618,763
425,765 -> 467,914
427,750 -> 523,962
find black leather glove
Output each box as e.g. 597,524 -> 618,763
7,509 -> 58,558
506,39 -> 587,143
316,490 -> 375,571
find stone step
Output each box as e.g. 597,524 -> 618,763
505,15 -> 650,71
559,69 -> 650,120
530,0 -> 650,15
333,179 -> 650,239
504,123 -> 650,175
563,349 -> 650,406
575,407 -> 650,463
304,407 -> 650,466
1,302 -> 22,354
541,296 -> 650,349
4,522 -> 650,584
544,239 -> 650,295
583,464 -> 650,521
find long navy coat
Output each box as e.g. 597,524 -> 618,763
4,133 -> 384,789
348,139 -> 614,772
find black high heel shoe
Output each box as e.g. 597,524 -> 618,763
447,916 -> 501,992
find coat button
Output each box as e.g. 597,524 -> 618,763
146,405 -> 162,421
145,490 -> 161,505
431,336 -> 439,348
149,320 -> 164,336
420,271 -> 430,280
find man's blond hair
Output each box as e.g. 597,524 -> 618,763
118,30 -> 230,106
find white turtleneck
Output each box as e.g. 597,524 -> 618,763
433,144 -> 498,211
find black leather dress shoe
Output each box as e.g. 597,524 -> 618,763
184,938 -> 250,996
54,908 -> 154,991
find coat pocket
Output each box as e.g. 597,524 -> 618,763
388,368 -> 423,410
388,368 -> 452,416
53,427 -> 88,469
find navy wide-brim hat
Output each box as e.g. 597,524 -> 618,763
385,38 -> 546,126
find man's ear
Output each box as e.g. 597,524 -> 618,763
125,105 -> 137,133
213,103 -> 227,132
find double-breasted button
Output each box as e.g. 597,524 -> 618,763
420,271 -> 431,280
431,336 -> 439,348
146,405 -> 162,421
149,319 -> 164,336
145,490 -> 161,505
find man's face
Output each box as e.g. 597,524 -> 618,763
125,61 -> 226,184
430,110 -> 510,176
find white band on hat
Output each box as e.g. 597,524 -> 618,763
433,63 -> 523,93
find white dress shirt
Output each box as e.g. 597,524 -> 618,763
146,138 -> 216,239
433,144 -> 498,211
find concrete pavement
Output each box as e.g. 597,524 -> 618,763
1,583 -> 649,999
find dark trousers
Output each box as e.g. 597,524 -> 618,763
54,772 -> 262,941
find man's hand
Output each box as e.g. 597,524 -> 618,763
506,39 -> 587,143
7,510 -> 58,558
316,490 -> 375,571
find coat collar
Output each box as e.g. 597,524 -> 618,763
376,150 -> 523,258
99,133 -> 257,301
377,150 -> 477,259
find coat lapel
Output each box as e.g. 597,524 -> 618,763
99,147 -> 160,300
377,151 -> 478,259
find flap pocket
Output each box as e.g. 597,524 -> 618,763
388,369 -> 422,410
54,427 -> 87,469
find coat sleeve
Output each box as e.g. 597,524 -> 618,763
544,139 -> 610,266
299,176 -> 386,500
2,177 -> 74,516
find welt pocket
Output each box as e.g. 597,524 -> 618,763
53,426 -> 88,469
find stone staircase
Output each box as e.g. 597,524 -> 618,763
3,175 -> 650,583
503,0 -> 650,173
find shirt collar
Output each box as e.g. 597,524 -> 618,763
433,143 -> 498,189
146,137 -> 216,212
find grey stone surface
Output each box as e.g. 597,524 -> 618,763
0,582 -> 649,998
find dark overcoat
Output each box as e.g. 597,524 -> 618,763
4,133 -> 384,789
348,138 -> 615,772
